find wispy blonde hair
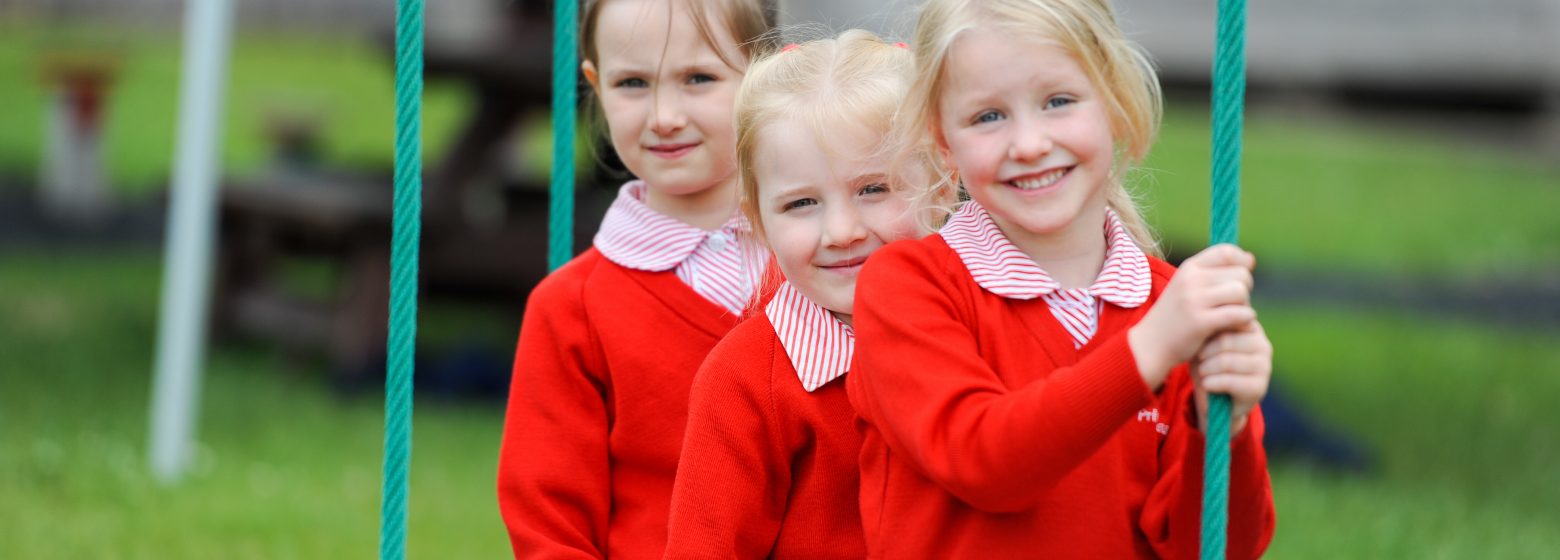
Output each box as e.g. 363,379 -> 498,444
734,29 -> 929,240
582,0 -> 778,72
903,0 -> 1164,255
732,29 -> 935,310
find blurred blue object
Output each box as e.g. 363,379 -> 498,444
1261,380 -> 1372,473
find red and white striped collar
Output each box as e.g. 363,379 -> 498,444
940,201 -> 1151,306
765,282 -> 854,392
594,180 -> 747,271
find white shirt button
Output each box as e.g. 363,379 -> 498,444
707,234 -> 729,252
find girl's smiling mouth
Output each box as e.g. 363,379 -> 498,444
818,255 -> 870,274
1004,166 -> 1073,193
646,142 -> 700,159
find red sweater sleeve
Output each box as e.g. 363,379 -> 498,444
663,322 -> 788,559
852,243 -> 1157,513
498,262 -> 613,559
1139,373 -> 1277,559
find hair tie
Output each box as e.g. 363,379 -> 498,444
781,43 -> 800,53
893,42 -> 909,49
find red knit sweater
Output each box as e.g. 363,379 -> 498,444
497,248 -> 747,559
664,313 -> 867,559
849,235 -> 1275,559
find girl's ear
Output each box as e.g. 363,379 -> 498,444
581,60 -> 601,93
931,123 -> 954,172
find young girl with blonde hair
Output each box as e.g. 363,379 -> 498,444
496,1 -> 776,557
662,30 -> 928,559
848,0 -> 1277,556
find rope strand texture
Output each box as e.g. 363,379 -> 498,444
1203,0 -> 1246,557
381,0 -> 422,558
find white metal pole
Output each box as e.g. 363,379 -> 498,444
149,0 -> 235,483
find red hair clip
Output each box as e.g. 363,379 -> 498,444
893,42 -> 909,49
781,43 -> 800,53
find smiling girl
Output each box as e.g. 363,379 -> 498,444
661,31 -> 927,559
846,0 -> 1277,557
496,1 -> 776,558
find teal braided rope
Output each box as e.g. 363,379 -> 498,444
1203,0 -> 1245,557
550,0 -> 579,271
380,0 -> 422,558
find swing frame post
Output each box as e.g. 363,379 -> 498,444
148,0 -> 235,484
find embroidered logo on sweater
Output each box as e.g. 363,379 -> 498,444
1137,408 -> 1170,436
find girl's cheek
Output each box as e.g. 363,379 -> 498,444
862,203 -> 915,242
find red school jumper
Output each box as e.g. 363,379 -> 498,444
848,203 -> 1275,559
664,282 -> 867,559
498,181 -> 763,559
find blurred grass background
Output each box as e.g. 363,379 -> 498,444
2,22 -> 1558,560
0,24 -> 470,195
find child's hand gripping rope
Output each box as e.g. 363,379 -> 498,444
1192,317 -> 1272,435
1128,244 -> 1257,392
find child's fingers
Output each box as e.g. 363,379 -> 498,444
1195,326 -> 1263,362
1241,318 -> 1266,344
1196,372 -> 1269,399
1202,266 -> 1255,293
1201,280 -> 1253,308
1196,332 -> 1234,363
1201,305 -> 1257,335
1195,351 -> 1267,380
1189,244 -> 1255,271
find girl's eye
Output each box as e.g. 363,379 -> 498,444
689,73 -> 717,85
859,183 -> 890,196
1045,96 -> 1076,109
782,198 -> 818,212
972,110 -> 1003,125
615,77 -> 648,89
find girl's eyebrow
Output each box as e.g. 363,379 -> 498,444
767,184 -> 817,202
946,88 -> 1001,112
849,172 -> 889,187
767,183 -> 829,207
671,61 -> 730,75
603,60 -> 728,79
601,63 -> 652,77
1025,71 -> 1071,90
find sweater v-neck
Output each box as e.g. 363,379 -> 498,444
1011,292 -> 1153,370
616,264 -> 743,338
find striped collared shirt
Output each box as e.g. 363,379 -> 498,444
766,281 -> 854,392
941,201 -> 1151,348
595,181 -> 762,316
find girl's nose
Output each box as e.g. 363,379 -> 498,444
649,88 -> 688,136
823,203 -> 868,248
1008,120 -> 1053,162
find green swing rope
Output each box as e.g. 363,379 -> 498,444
380,0 -> 581,557
1204,0 -> 1247,557
551,0 -> 580,270
381,0 -> 422,558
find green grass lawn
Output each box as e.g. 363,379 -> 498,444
0,252 -> 511,559
1145,109 -> 1560,278
3,252 -> 1557,558
1258,304 -> 1560,558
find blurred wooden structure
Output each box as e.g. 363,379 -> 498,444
209,0 -> 611,386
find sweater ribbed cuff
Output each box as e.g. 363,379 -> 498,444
1062,334 -> 1158,441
